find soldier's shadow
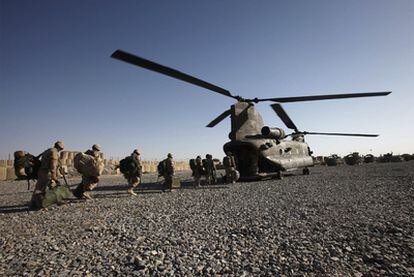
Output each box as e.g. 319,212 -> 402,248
93,179 -> 229,195
0,204 -> 30,214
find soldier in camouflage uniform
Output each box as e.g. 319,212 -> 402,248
73,144 -> 103,200
193,156 -> 204,187
203,154 -> 216,185
30,141 -> 65,208
163,153 -> 175,192
126,149 -> 142,196
223,152 -> 238,184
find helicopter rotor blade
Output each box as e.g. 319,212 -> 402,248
299,131 -> 379,137
206,109 -> 232,128
270,104 -> 299,132
258,91 -> 391,103
111,49 -> 238,100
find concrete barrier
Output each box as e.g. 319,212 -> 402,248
6,167 -> 16,180
0,167 -> 6,181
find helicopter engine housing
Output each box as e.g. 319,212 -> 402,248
261,126 -> 286,140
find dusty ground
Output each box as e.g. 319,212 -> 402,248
0,162 -> 413,276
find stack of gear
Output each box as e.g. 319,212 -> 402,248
31,179 -> 72,209
14,151 -> 41,180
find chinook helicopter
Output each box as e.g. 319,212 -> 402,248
111,49 -> 391,180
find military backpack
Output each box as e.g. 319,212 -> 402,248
119,156 -> 139,175
157,160 -> 166,176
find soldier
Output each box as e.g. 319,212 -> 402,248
193,156 -> 204,187
223,152 -> 238,184
73,144 -> 103,200
30,141 -> 65,209
125,149 -> 142,196
162,153 -> 175,192
203,154 -> 216,185
85,144 -> 102,159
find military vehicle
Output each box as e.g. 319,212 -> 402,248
325,155 -> 342,166
111,49 -> 390,180
363,154 -> 375,163
401,154 -> 414,162
344,152 -> 362,165
377,153 -> 403,163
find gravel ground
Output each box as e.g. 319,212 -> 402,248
1,162 -> 413,276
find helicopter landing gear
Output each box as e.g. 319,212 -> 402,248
276,171 -> 283,180
303,167 -> 310,175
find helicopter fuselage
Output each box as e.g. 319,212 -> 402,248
223,102 -> 313,179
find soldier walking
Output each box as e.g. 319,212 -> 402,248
123,149 -> 142,196
193,156 -> 204,187
203,154 -> 216,185
30,141 -> 65,209
223,152 -> 238,184
162,153 -> 175,192
73,144 -> 103,200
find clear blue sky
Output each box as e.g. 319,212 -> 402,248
1,0 -> 413,160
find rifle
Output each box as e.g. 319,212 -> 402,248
58,160 -> 69,188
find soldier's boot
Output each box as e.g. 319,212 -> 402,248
29,190 -> 44,210
127,188 -> 137,196
82,191 -> 93,200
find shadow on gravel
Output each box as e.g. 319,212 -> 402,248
93,180 -> 229,193
0,204 -> 30,214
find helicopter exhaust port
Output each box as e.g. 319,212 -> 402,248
261,126 -> 286,140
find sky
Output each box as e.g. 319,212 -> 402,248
1,0 -> 413,160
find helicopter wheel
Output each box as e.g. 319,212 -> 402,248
303,168 -> 310,175
276,171 -> 283,180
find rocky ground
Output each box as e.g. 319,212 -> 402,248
0,162 -> 413,276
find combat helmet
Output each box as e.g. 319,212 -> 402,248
92,144 -> 101,151
54,141 -> 65,150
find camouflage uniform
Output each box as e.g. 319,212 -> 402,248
193,156 -> 204,187
223,154 -> 237,184
74,144 -> 102,200
125,150 -> 142,196
30,141 -> 64,208
163,153 -> 175,191
203,154 -> 216,185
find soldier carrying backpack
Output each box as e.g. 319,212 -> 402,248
29,141 -> 71,210
191,156 -> 205,187
158,153 -> 174,192
120,149 -> 142,196
72,144 -> 104,200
